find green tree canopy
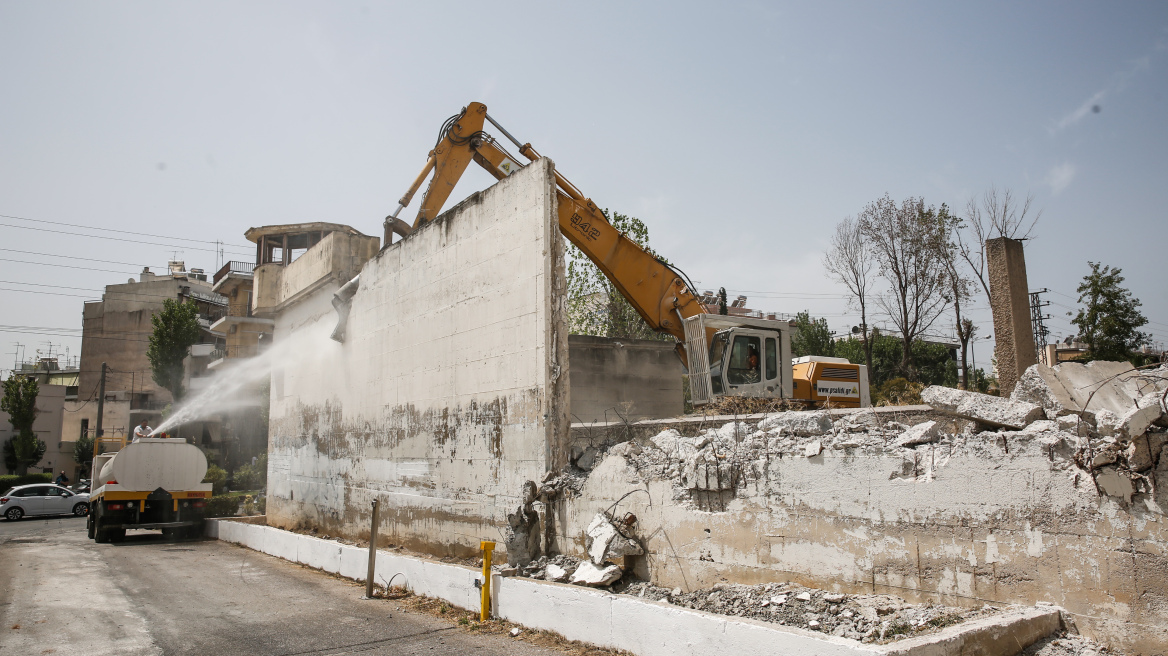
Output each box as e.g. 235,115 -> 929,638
74,434 -> 95,474
833,331 -> 957,387
790,311 -> 835,358
1071,262 -> 1149,363
147,298 -> 202,401
566,209 -> 669,340
2,375 -> 45,475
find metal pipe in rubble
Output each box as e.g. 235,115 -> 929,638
329,274 -> 361,343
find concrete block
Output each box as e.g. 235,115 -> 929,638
243,523 -> 266,553
570,561 -> 622,586
338,544 -> 368,581
264,526 -> 298,562
494,577 -> 614,646
894,421 -> 941,447
1126,433 -> 1168,472
203,519 -> 220,540
297,535 -> 342,573
759,411 -> 834,436
922,386 -> 1044,429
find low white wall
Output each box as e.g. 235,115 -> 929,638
207,519 -> 1058,656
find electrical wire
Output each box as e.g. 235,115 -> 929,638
0,222 -> 250,255
0,212 -> 253,252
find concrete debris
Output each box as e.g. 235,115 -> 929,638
803,440 -> 823,457
1021,631 -> 1117,656
893,421 -> 941,447
569,561 -> 622,587
923,385 -> 1044,430
509,627 -> 520,637
573,445 -> 600,471
1118,392 -> 1165,438
544,563 -> 569,582
585,512 -> 642,565
504,481 -> 541,566
1094,467 -> 1134,504
1125,432 -> 1167,472
758,411 -> 833,437
1093,410 -> 1121,438
519,554 -> 581,581
1056,415 -> 1090,437
618,580 -> 1005,644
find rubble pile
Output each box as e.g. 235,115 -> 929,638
604,362 -> 1168,507
619,581 -> 999,643
1021,631 -> 1117,656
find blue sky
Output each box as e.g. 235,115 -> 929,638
2,1 -> 1166,375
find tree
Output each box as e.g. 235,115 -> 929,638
940,233 -> 977,388
566,209 -> 670,340
147,298 -> 202,401
858,195 -> 954,379
1071,262 -> 1148,362
834,330 -> 957,388
2,375 -> 45,475
790,311 -> 835,358
717,288 -> 729,315
823,216 -> 876,373
955,186 -> 1041,300
74,434 -> 95,476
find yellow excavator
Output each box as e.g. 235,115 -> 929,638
382,102 -> 869,409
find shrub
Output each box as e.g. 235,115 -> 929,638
203,494 -> 240,518
202,464 -> 228,495
232,453 -> 267,491
242,494 -> 266,516
874,377 -> 924,406
0,472 -> 52,489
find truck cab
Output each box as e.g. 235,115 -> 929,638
685,315 -> 794,405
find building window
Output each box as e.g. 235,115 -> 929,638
80,418 -> 89,440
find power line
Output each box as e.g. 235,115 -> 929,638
0,247 -> 166,269
0,222 -> 252,255
1,212 -> 253,252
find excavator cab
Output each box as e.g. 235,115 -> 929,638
685,315 -> 793,406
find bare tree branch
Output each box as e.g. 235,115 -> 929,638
823,216 -> 876,373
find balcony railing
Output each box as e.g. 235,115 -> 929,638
214,260 -> 256,285
228,301 -> 253,318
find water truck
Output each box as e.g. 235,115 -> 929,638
87,437 -> 212,543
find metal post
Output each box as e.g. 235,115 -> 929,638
95,362 -> 107,440
364,498 -> 380,599
479,540 -> 495,621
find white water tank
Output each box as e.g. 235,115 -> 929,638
97,439 -> 209,491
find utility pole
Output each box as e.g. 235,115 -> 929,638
1029,289 -> 1051,365
95,362 -> 107,440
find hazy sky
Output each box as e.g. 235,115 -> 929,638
2,1 -> 1166,376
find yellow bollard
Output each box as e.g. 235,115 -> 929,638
480,540 -> 495,621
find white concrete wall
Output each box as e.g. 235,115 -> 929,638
266,159 -> 569,557
208,519 -> 1059,656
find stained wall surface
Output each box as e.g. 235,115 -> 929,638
987,237 -> 1037,394
266,159 -> 569,557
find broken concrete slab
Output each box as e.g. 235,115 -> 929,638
1094,466 -> 1135,503
585,512 -> 643,565
894,421 -> 941,447
545,563 -> 570,582
569,561 -> 622,587
1012,360 -> 1158,421
1126,432 -> 1168,472
922,385 -> 1044,430
1119,392 -> 1166,439
759,411 -> 834,437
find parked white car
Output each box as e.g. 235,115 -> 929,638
1,484 -> 90,521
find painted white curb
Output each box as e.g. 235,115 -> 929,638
206,519 -> 1059,656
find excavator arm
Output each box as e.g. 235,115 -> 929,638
384,102 -> 707,348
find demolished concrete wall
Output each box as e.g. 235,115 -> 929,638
553,371 -> 1168,654
266,159 -> 569,557
567,335 -> 683,423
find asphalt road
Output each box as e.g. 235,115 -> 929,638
0,516 -> 561,656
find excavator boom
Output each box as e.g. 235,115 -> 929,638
386,102 -> 706,346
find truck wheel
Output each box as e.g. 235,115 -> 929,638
87,513 -> 96,539
5,507 -> 23,521
95,519 -> 110,544
73,503 -> 89,517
